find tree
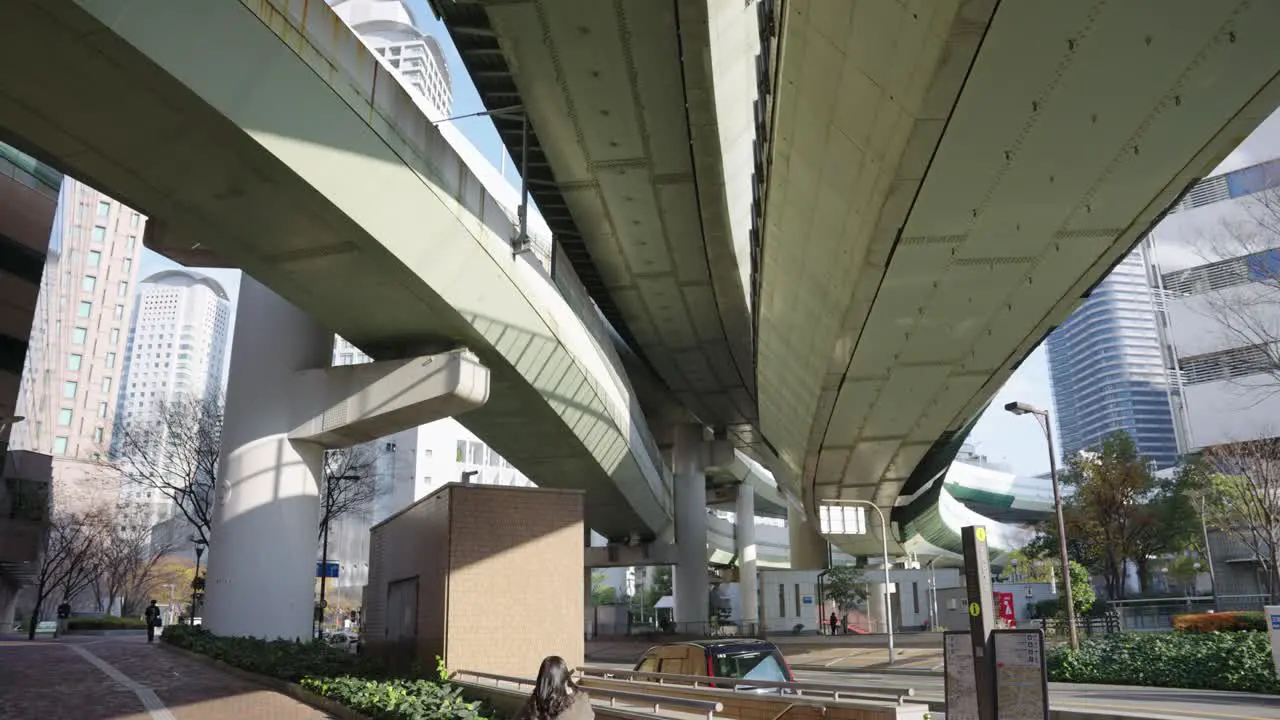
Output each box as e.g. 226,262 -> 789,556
1058,431 -> 1157,600
93,505 -> 174,617
28,510 -> 108,639
317,445 -> 379,542
823,564 -> 867,610
1063,560 -> 1096,617
111,396 -> 223,547
1199,438 -> 1280,602
1125,467 -> 1203,593
591,572 -> 618,605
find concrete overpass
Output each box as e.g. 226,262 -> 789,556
434,0 -> 1280,563
0,0 -> 681,638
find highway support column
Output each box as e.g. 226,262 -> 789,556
736,484 -> 758,627
202,276 -> 331,641
673,424 -> 708,627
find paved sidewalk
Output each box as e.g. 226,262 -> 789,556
0,635 -> 335,719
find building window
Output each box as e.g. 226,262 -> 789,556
101,377 -> 111,393
423,448 -> 433,459
130,212 -> 140,228
77,301 -> 92,318
67,354 -> 82,371
127,235 -> 136,250
456,440 -> 466,462
93,427 -> 104,444
105,352 -> 116,369
118,281 -> 129,297
57,409 -> 73,426
110,328 -> 119,344
114,304 -> 124,320
87,250 -> 101,268
73,326 -> 87,344
794,584 -> 801,618
62,381 -> 77,399
778,584 -> 786,618
121,258 -> 132,273
96,200 -> 110,218
98,402 -> 108,419
81,275 -> 96,292
52,436 -> 68,455
92,225 -> 107,243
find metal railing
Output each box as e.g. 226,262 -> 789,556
629,621 -> 762,639
1108,594 -> 1270,631
577,666 -> 916,706
451,669 -> 725,720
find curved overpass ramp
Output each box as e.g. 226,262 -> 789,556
0,0 -> 671,538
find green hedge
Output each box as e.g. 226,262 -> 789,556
67,616 -> 147,630
160,624 -> 385,682
1048,632 -> 1280,693
161,625 -> 494,720
1173,611 -> 1266,633
300,676 -> 488,720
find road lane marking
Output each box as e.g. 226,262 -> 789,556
69,644 -> 177,720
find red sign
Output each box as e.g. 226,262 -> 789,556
995,591 -> 1017,627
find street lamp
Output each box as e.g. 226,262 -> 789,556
461,470 -> 479,485
192,539 -> 207,621
1005,400 -> 1079,650
819,499 -> 895,665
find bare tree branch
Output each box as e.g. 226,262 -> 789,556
93,504 -> 176,617
1199,437 -> 1280,602
27,509 -> 109,639
318,444 -> 379,541
109,396 -> 223,547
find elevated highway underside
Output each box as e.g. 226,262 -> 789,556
757,0 -> 1280,556
436,0 -> 762,452
0,0 -> 673,539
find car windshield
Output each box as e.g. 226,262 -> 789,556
713,650 -> 789,682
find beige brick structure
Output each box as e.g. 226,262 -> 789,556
365,484 -> 585,677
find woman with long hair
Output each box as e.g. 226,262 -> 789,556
521,656 -> 593,720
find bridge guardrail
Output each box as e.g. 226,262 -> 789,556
578,666 -> 915,705
452,668 -> 724,720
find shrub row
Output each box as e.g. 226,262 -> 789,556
300,676 -> 489,720
1172,611 -> 1265,633
1048,631 -> 1280,694
161,625 -> 495,720
160,624 -> 385,682
68,616 -> 147,630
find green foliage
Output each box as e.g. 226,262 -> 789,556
300,676 -> 490,720
1173,612 -> 1266,633
1048,632 -> 1280,693
823,564 -> 867,610
590,573 -> 618,605
67,616 -> 147,630
160,624 -> 385,682
1064,560 -> 1095,617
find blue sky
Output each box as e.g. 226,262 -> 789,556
142,2 -> 1280,479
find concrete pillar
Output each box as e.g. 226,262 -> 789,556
867,581 -> 894,634
584,525 -> 594,639
788,505 -> 829,570
673,424 -> 708,626
735,485 -> 758,626
0,577 -> 19,633
203,276 -> 331,640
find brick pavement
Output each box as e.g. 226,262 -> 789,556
0,635 -> 337,719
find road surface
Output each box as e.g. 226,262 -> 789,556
789,668 -> 1280,720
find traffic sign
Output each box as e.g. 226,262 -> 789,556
316,562 -> 339,578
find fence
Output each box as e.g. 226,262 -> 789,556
1109,594 -> 1270,631
1035,613 -> 1120,637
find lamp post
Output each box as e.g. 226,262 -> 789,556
192,540 -> 206,621
1005,401 -> 1079,650
820,499 -> 895,665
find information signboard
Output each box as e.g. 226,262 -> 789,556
944,631 -> 979,720
993,629 -> 1049,720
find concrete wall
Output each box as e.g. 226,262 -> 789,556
366,483 -> 584,676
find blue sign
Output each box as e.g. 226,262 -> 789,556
1270,614 -> 1280,630
316,562 -> 340,578
801,595 -> 814,606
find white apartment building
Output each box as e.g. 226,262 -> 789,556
1147,156 -> 1280,448
115,269 -> 232,524
11,178 -> 144,512
328,0 -> 452,116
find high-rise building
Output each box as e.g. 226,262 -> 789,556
1147,156 -> 1280,449
328,0 -> 453,116
11,178 -> 145,512
1046,246 -> 1180,469
115,269 -> 232,524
